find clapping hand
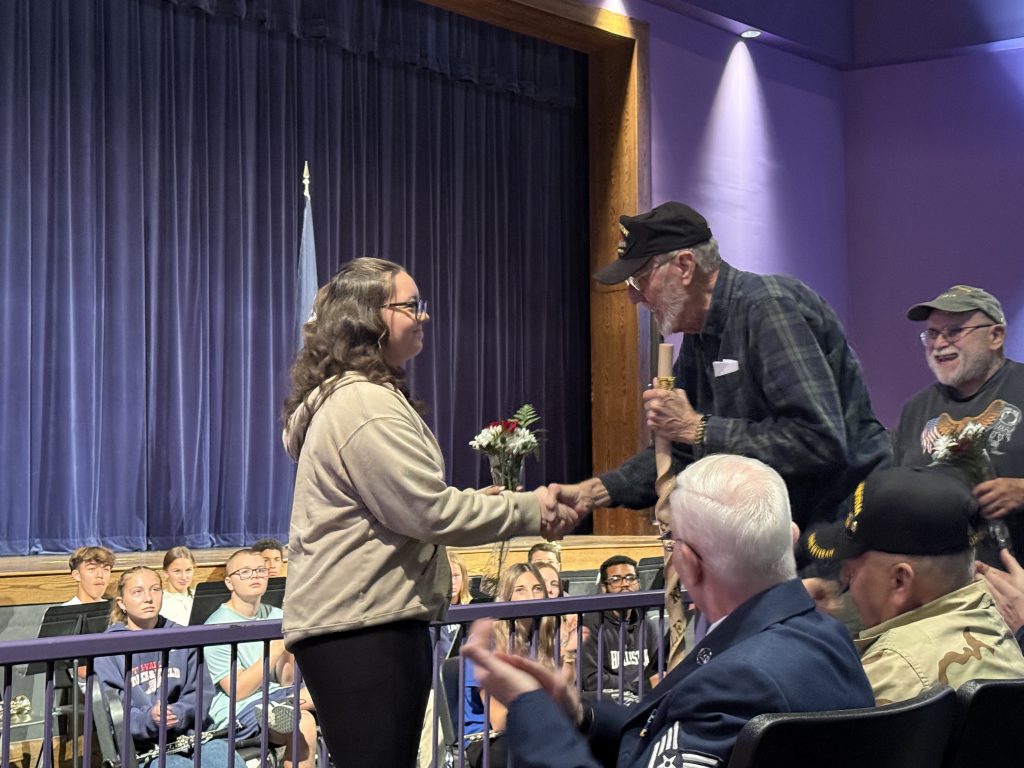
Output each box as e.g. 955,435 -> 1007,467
461,619 -> 582,722
977,549 -> 1024,633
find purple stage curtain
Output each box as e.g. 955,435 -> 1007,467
0,0 -> 590,554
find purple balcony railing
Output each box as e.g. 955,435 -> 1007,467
0,588 -> 677,768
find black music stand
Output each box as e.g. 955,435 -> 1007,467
264,576 -> 286,608
188,576 -> 286,625
26,600 -> 112,767
25,601 -> 111,674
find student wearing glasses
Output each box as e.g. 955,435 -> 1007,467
579,555 -> 663,703
205,549 -> 317,768
894,285 -> 1024,563
279,258 -> 578,768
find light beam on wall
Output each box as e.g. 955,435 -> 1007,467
593,0 -> 628,15
693,41 -> 778,275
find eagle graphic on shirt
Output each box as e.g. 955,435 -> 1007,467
920,400 -> 1021,457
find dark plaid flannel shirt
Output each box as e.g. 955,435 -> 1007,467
600,261 -> 891,529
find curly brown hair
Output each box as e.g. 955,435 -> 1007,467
281,257 -> 421,440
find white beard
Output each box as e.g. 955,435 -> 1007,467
653,279 -> 688,337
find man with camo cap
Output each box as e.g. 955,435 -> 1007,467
808,465 -> 1024,704
894,284 -> 1024,563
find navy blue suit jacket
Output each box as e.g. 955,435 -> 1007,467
505,579 -> 874,768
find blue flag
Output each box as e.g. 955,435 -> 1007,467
296,162 -> 318,348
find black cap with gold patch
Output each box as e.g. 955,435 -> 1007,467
805,466 -> 980,563
592,202 -> 713,285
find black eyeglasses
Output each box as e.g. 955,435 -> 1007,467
382,298 -> 429,319
659,530 -> 702,561
228,566 -> 269,580
919,323 -> 996,347
624,254 -> 672,292
603,574 -> 639,587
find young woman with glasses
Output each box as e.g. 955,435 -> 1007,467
280,258 -> 566,767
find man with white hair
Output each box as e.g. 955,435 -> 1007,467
462,455 -> 874,768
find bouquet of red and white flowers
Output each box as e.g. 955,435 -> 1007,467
470,404 -> 541,491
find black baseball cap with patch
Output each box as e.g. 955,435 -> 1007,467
805,466 -> 980,563
906,285 -> 1005,324
592,201 -> 713,285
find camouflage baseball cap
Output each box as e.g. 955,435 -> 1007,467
906,285 -> 1005,324
805,466 -> 980,563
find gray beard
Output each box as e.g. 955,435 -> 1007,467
655,283 -> 688,338
929,352 -> 999,393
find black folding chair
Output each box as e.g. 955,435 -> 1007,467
92,684 -> 137,768
943,678 -> 1024,768
727,685 -> 957,768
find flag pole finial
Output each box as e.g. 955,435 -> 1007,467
302,161 -> 311,200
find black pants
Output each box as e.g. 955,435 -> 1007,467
293,620 -> 432,768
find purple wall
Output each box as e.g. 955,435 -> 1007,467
622,1 -> 851,319
585,0 -> 1024,428
589,2 -> 1024,426
846,48 -> 1024,426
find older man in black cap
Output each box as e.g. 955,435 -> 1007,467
555,201 -> 890,553
894,285 -> 1024,562
807,466 -> 1024,705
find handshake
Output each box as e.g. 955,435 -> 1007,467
531,482 -> 598,541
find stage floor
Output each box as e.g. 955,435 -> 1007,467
0,534 -> 664,607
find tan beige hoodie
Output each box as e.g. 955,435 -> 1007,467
281,374 -> 541,647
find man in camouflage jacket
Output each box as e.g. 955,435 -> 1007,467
808,465 -> 1024,704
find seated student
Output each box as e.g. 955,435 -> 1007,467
534,562 -> 580,665
416,552 -> 477,767
528,542 -> 561,570
252,538 -> 287,578
580,556 -> 662,704
160,546 -> 197,626
463,563 -> 556,768
809,466 -> 1024,704
205,549 -> 316,768
63,546 -> 116,605
462,456 -> 874,768
94,566 -> 245,768
439,553 -> 473,658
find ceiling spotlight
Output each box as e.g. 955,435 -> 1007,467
740,29 -> 762,39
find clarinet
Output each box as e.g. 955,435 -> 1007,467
134,729 -> 226,763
